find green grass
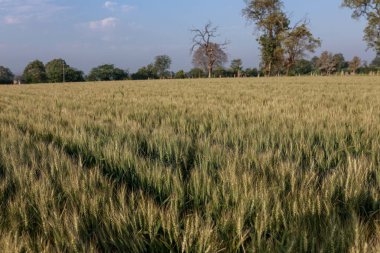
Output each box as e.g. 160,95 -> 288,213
0,76 -> 379,252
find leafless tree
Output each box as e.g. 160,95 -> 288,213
191,22 -> 228,78
192,43 -> 227,77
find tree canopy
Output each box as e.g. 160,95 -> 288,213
0,66 -> 14,84
131,64 -> 158,80
243,0 -> 320,76
45,59 -> 85,83
23,60 -> 47,84
243,0 -> 290,75
230,59 -> 243,77
283,23 -> 321,75
154,55 -> 172,78
45,59 -> 68,83
342,0 -> 380,53
87,64 -> 128,81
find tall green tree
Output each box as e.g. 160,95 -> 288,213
45,59 -> 85,83
371,52 -> 380,67
87,64 -> 128,81
342,0 -> 380,67
243,0 -> 289,75
342,0 -> 380,54
45,59 -> 68,83
23,60 -> 47,84
154,55 -> 172,79
243,1 -> 320,76
282,23 -> 321,75
0,66 -> 14,84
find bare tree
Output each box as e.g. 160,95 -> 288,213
192,43 -> 227,77
191,22 -> 228,78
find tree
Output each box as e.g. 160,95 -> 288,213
293,59 -> 314,75
311,56 -> 319,67
191,22 -> 228,78
187,68 -> 205,78
213,66 -> 230,78
243,0 -> 290,75
317,51 -> 338,75
131,68 -> 148,80
342,0 -> 380,54
349,56 -> 362,74
244,68 -> 259,77
192,43 -> 228,77
45,59 -> 68,83
87,64 -> 128,81
65,68 -> 85,82
174,70 -> 186,79
282,23 -> 321,75
154,55 -> 172,78
333,53 -> 348,72
45,59 -> 85,83
371,52 -> 380,67
23,60 -> 47,84
131,64 -> 158,80
230,59 -> 243,77
0,66 -> 14,84
243,0 -> 320,76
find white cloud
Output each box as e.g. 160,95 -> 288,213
0,0 -> 67,25
89,17 -> 118,31
104,1 -> 117,10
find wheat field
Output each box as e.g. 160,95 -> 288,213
0,76 -> 379,252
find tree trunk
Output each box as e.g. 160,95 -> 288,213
208,66 -> 212,78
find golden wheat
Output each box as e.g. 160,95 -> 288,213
0,76 -> 379,252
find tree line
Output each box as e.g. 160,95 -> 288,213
0,0 -> 379,84
238,0 -> 380,76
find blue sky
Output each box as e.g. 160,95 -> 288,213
0,0 -> 375,74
